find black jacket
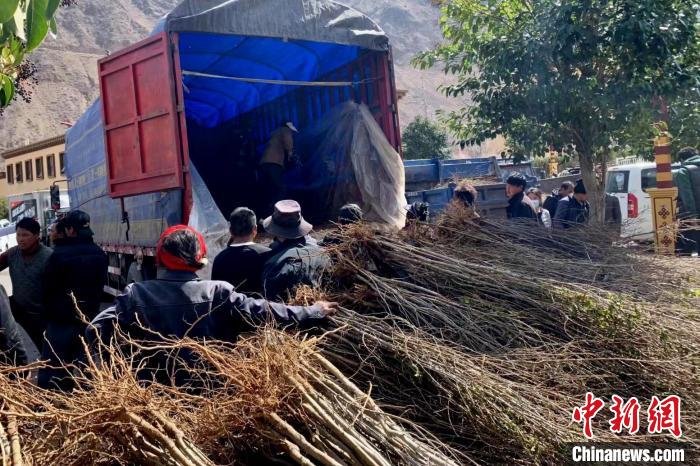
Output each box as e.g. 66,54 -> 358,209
506,192 -> 538,221
211,243 -> 272,295
553,196 -> 590,229
43,236 -> 108,324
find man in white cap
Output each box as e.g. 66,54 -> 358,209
261,200 -> 330,300
258,122 -> 299,216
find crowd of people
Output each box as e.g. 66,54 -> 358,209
499,174 -> 623,233
0,202 -> 341,390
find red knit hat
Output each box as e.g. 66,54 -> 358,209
156,225 -> 208,272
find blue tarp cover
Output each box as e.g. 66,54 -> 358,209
154,0 -> 388,127
178,33 -> 361,127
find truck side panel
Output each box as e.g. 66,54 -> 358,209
66,100 -> 182,253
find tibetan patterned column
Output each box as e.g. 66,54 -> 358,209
646,123 -> 678,255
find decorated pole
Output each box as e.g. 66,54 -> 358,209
646,122 -> 677,255
547,146 -> 559,178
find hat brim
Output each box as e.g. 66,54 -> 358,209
262,215 -> 312,239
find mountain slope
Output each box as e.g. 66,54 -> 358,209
0,0 -> 466,153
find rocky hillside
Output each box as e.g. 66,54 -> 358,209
0,0 -> 499,155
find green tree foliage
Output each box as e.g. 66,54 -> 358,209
0,0 -> 72,108
415,0 -> 699,219
402,116 -> 451,160
615,91 -> 700,161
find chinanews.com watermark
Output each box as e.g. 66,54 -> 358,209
565,393 -> 694,464
566,443 -> 692,465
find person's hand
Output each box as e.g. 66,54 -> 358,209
316,301 -> 338,317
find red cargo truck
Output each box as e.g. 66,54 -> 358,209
65,0 -> 401,295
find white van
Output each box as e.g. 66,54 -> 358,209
606,162 -> 681,241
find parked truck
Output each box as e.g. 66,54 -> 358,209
8,189 -> 70,242
404,157 -> 509,217
65,0 -> 402,295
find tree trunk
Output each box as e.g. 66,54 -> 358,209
578,152 -> 605,224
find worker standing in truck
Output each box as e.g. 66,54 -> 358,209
258,122 -> 299,217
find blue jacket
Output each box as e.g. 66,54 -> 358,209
88,270 -> 325,385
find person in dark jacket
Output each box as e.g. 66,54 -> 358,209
553,179 -> 590,229
0,285 -> 28,366
39,210 -> 108,390
0,218 -> 53,349
212,207 -> 271,295
87,225 -> 336,386
675,148 -> 700,255
262,200 -> 330,301
543,181 -> 575,218
505,174 -> 538,221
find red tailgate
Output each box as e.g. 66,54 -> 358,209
98,32 -> 187,198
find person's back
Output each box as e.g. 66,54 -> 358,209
260,125 -> 295,167
45,236 -> 108,323
40,210 -> 108,390
543,193 -> 561,217
93,272 -> 327,386
261,200 -> 329,300
543,181 -> 575,218
212,207 -> 271,295
263,238 -> 330,300
88,225 -> 336,387
553,195 -> 590,229
212,243 -> 271,295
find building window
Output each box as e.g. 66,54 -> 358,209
25,160 -> 33,181
59,152 -> 65,175
47,154 -> 56,178
7,165 -> 14,184
35,157 -> 44,179
15,162 -> 23,183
